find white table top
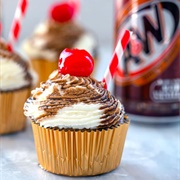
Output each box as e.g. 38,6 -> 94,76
1,120 -> 180,180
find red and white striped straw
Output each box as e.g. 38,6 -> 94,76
102,30 -> 131,89
8,0 -> 29,51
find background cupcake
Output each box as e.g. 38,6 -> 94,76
24,48 -> 129,176
22,1 -> 98,86
0,40 -> 36,134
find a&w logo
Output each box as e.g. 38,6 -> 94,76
116,0 -> 180,86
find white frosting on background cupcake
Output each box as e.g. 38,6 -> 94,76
0,44 -> 37,91
0,58 -> 31,90
22,21 -> 98,61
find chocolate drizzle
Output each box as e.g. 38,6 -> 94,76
25,70 -> 128,129
0,40 -> 8,50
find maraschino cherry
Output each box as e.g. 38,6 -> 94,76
58,48 -> 94,77
49,2 -> 76,23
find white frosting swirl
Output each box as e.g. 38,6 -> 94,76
72,33 -> 97,56
22,38 -> 57,61
26,102 -> 103,129
0,57 -> 36,91
24,71 -> 125,129
0,58 -> 28,90
22,22 -> 97,61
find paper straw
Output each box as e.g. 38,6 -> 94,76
8,0 -> 29,51
102,30 -> 131,89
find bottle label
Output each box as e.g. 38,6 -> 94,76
115,0 -> 180,86
150,78 -> 180,102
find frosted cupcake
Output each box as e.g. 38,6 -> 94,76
0,40 -> 36,134
24,48 -> 129,176
22,1 -> 98,86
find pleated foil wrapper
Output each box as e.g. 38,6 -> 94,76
32,121 -> 129,176
30,59 -> 58,86
0,88 -> 31,134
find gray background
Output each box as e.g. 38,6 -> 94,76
1,0 -> 114,47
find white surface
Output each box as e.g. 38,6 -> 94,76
1,119 -> 180,180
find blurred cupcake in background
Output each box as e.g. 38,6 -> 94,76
22,0 -> 99,86
0,39 -> 36,134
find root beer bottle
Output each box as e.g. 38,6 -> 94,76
114,0 -> 180,122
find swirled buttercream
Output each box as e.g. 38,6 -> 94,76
24,70 -> 127,129
0,41 -> 36,91
22,20 -> 97,61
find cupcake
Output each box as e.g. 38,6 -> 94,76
0,40 -> 36,134
24,48 -> 129,176
22,1 -> 98,86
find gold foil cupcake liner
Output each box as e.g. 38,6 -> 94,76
0,88 -> 31,134
32,122 -> 129,176
31,59 -> 58,86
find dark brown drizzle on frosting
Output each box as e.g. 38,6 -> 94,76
0,40 -> 9,50
0,40 -> 33,91
25,70 -> 128,129
28,20 -> 86,59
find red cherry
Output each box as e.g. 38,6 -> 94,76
58,48 -> 94,77
49,2 -> 75,23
